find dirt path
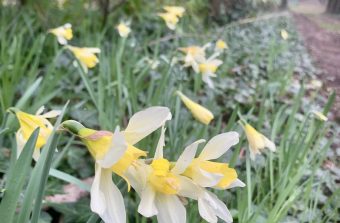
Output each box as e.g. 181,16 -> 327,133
291,1 -> 340,121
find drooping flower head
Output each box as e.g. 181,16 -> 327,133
215,39 -> 228,52
281,29 -> 289,40
176,91 -> 214,125
241,122 -> 276,160
158,12 -> 179,30
116,22 -> 131,38
61,107 -> 172,223
48,23 -> 73,45
9,107 -> 60,161
67,46 -> 101,73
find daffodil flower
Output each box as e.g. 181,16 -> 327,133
61,107 -> 171,223
116,22 -> 131,38
215,39 -> 228,52
48,23 -> 73,45
241,123 -> 276,160
163,6 -> 185,17
172,132 -> 245,222
281,29 -> 289,40
312,111 -> 328,121
158,12 -> 179,30
9,106 -> 60,161
176,91 -> 214,125
198,54 -> 223,88
125,127 -> 200,223
178,44 -> 210,73
67,46 -> 101,73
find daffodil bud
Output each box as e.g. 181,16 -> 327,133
176,91 -> 214,125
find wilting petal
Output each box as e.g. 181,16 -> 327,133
199,132 -> 239,160
155,194 -> 186,223
97,129 -> 127,168
123,106 -> 172,145
192,168 -> 223,188
264,136 -> 276,152
225,178 -> 246,189
177,176 -> 201,200
172,139 -> 205,174
91,164 -> 126,223
138,184 -> 158,217
154,126 -> 166,159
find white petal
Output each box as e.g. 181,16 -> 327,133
91,164 -> 126,223
205,191 -> 233,223
226,178 -> 246,189
264,136 -> 276,152
138,184 -> 158,217
202,74 -> 214,88
40,110 -> 61,118
154,126 -> 166,159
171,139 -> 205,175
198,197 -> 218,223
90,165 -> 106,215
35,106 -> 45,115
193,168 -> 223,188
155,194 -> 186,223
57,36 -> 67,45
16,130 -> 25,159
123,106 -> 172,145
97,129 -> 127,168
199,132 -> 239,160
177,176 -> 201,200
32,148 -> 40,161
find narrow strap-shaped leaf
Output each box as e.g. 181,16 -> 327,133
0,128 -> 39,223
49,168 -> 90,192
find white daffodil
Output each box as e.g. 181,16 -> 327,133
312,111 -> 328,121
116,22 -> 131,38
126,127 -> 200,223
61,107 -> 172,223
172,132 -> 245,222
242,123 -> 276,160
280,29 -> 289,40
48,23 -> 73,45
67,46 -> 101,73
158,12 -> 179,30
178,44 -> 210,73
9,106 -> 60,161
198,54 -> 223,88
215,39 -> 228,52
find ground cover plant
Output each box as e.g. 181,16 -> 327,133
0,0 -> 338,223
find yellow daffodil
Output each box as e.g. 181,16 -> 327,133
116,22 -> 131,38
125,127 -> 199,223
61,107 -> 171,223
312,111 -> 328,121
67,45 -> 101,73
9,107 -> 60,161
281,29 -> 289,40
178,45 -> 209,73
176,91 -> 214,125
48,23 -> 73,45
198,55 -> 223,88
172,132 -> 245,223
158,12 -> 179,30
215,39 -> 228,52
242,123 -> 276,160
163,6 -> 185,17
